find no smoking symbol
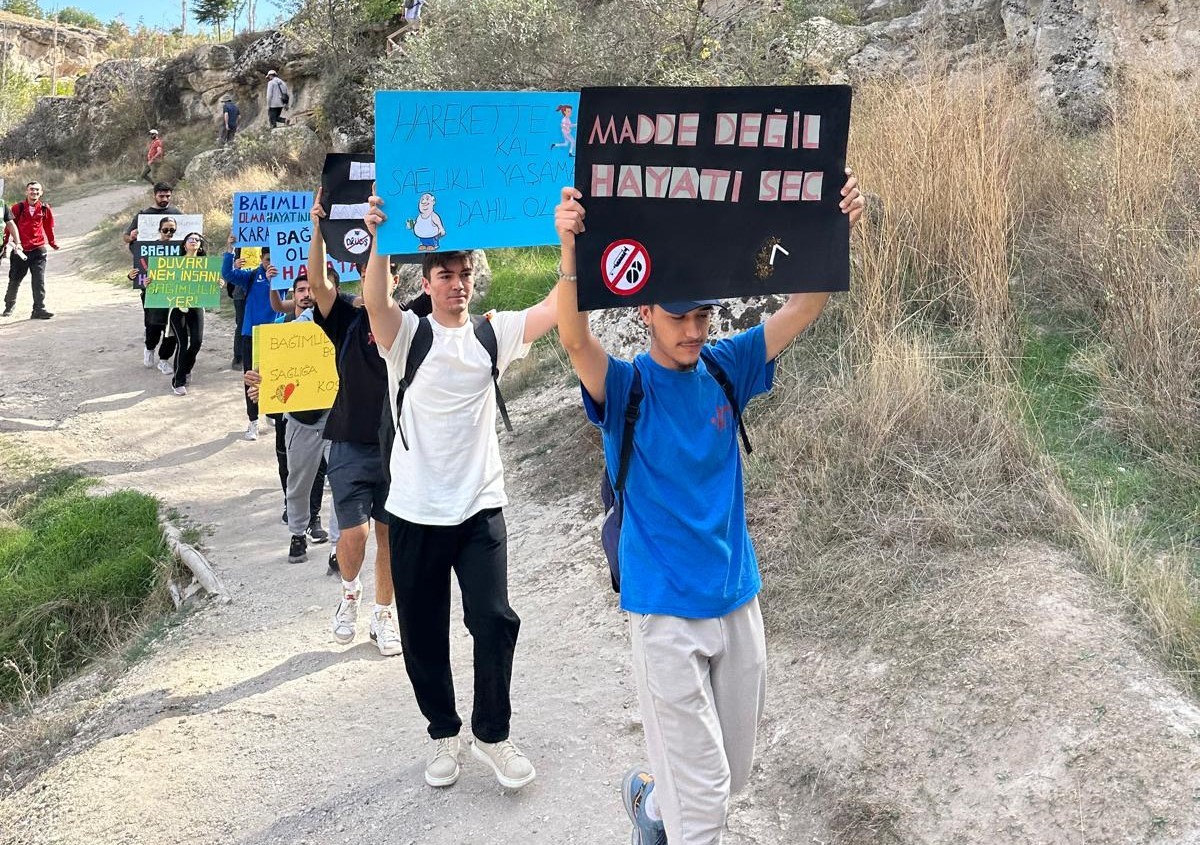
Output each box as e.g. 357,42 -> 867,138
601,239 -> 651,297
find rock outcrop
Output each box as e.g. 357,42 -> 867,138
793,0 -> 1200,127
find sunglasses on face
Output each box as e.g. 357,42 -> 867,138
161,228 -> 176,235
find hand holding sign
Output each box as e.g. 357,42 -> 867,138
554,187 -> 586,251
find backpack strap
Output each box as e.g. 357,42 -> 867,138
471,315 -> 512,434
395,317 -> 434,451
699,347 -> 753,455
613,365 -> 644,494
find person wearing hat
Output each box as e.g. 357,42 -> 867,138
219,94 -> 240,146
553,171 -> 864,845
141,129 -> 164,184
265,70 -> 290,129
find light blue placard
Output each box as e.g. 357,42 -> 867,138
374,90 -> 580,254
328,258 -> 360,283
233,192 -> 311,247
266,222 -> 311,290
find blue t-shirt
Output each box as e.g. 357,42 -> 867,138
222,101 -> 240,129
584,325 -> 776,619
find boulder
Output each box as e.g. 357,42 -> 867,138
0,10 -> 108,80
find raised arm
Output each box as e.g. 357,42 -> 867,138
308,188 -> 337,317
521,279 -> 560,344
554,187 -> 609,405
269,288 -> 295,316
763,169 -> 865,361
362,194 -> 404,350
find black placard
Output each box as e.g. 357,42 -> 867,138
320,153 -> 376,264
132,241 -> 183,289
573,85 -> 851,311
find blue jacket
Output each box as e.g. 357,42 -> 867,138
221,252 -> 276,336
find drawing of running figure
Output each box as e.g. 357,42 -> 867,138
550,104 -> 576,157
406,192 -> 446,251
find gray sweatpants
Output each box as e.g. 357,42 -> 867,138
629,597 -> 767,845
284,414 -> 339,543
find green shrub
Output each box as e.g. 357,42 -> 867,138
0,474 -> 168,701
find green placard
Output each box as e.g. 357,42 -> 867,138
144,255 -> 224,309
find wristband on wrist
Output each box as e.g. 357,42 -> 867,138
556,261 -> 577,281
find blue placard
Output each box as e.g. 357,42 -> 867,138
233,192 -> 311,247
374,90 -> 580,254
266,222 -> 311,290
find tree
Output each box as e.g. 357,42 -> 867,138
192,0 -> 235,38
1,0 -> 43,18
54,6 -> 104,28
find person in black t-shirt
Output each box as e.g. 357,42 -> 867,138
308,190 -> 431,655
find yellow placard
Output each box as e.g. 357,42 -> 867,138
256,322 -> 339,414
239,246 -> 262,270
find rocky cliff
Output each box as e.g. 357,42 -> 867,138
0,10 -> 108,79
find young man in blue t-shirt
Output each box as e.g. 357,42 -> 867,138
554,173 -> 864,845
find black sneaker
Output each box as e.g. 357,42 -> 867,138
327,552 -> 340,576
280,508 -> 288,525
1,306 -> 12,317
307,516 -> 329,544
30,310 -> 53,320
287,534 -> 307,564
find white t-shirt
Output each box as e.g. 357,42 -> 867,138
379,309 -> 531,525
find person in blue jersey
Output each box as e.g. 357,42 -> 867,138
221,231 -> 280,442
553,171 -> 864,845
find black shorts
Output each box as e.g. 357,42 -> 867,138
326,440 -> 390,529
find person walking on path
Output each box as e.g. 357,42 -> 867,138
219,94 -> 240,146
3,181 -> 58,320
165,233 -> 207,396
552,173 -> 864,845
308,190 -> 427,654
141,130 -> 164,183
123,182 -> 182,370
221,232 -> 280,442
265,70 -> 290,129
361,194 -> 559,791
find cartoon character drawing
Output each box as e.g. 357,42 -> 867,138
406,192 -> 446,251
550,104 -> 576,157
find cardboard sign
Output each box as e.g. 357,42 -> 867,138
136,214 -> 204,242
320,154 -> 375,263
144,255 -> 223,309
327,258 -> 361,283
237,246 -> 262,271
374,90 -> 580,254
573,85 -> 852,310
266,222 -> 311,290
132,241 -> 183,289
256,322 -> 339,414
232,192 -> 310,247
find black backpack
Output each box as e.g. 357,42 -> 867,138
600,347 -> 752,593
377,314 -> 512,482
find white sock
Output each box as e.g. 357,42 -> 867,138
341,578 -> 360,594
644,783 -> 662,822
373,602 -> 390,617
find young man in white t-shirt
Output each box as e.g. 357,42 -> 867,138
361,195 -> 559,790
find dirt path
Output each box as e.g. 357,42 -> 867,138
3,186 -> 1200,845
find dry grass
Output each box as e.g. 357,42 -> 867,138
0,160 -> 131,205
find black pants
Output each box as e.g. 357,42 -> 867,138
140,290 -> 177,359
241,334 -> 258,421
5,247 -> 48,312
268,107 -> 285,128
390,508 -> 519,743
169,308 -> 203,389
273,415 -> 326,520
231,298 -> 246,363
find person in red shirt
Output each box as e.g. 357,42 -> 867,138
141,129 -> 164,183
2,181 -> 58,319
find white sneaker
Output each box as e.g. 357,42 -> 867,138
425,736 -> 461,787
370,607 -> 403,656
143,348 -> 154,368
157,359 -> 172,375
332,584 -> 361,644
471,738 -> 536,789
173,385 -> 187,396
243,420 -> 258,441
